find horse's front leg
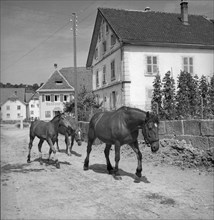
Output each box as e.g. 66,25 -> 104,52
129,140 -> 142,178
38,139 -> 44,165
104,144 -> 113,174
56,137 -> 60,152
27,135 -> 35,163
47,138 -> 60,169
70,134 -> 75,154
65,133 -> 71,156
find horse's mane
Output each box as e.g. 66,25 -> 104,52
51,113 -> 61,121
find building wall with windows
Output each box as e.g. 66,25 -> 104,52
125,46 -> 214,110
28,99 -> 40,120
1,99 -> 26,121
39,91 -> 74,120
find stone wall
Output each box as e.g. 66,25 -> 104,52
79,120 -> 214,150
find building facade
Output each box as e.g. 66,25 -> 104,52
86,1 -> 214,111
37,66 -> 92,120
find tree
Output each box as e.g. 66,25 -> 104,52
162,71 -> 176,120
176,71 -> 192,119
199,75 -> 209,118
151,73 -> 162,117
209,74 -> 214,116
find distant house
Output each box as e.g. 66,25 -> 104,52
86,1 -> 214,111
0,88 -> 27,121
27,92 -> 40,121
37,65 -> 92,120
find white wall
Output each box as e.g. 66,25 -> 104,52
29,99 -> 40,120
124,46 -> 214,110
1,100 -> 26,120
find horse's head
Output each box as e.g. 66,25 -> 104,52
74,127 -> 82,146
59,113 -> 72,129
142,111 -> 159,153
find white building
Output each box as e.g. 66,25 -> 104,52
86,1 -> 214,111
0,88 -> 27,121
37,65 -> 92,121
28,92 -> 40,120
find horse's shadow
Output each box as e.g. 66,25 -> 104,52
33,158 -> 71,167
58,149 -> 82,157
89,163 -> 150,183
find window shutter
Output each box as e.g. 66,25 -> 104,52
60,94 -> 63,102
42,95 -> 44,102
51,94 -> 54,102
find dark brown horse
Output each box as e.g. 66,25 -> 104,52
83,106 -> 159,178
56,116 -> 82,155
27,113 -> 71,168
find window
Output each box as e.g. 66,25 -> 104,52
102,41 -> 107,54
94,48 -> 98,59
17,113 -> 20,118
45,95 -> 51,102
102,65 -> 106,85
6,106 -> 10,110
45,111 -> 51,118
17,105 -> 21,110
183,57 -> 193,74
146,56 -> 158,75
31,104 -> 35,108
6,113 -> 10,118
98,31 -> 101,41
96,70 -> 99,87
64,95 -> 68,102
111,60 -> 115,80
106,24 -> 109,34
111,34 -> 116,46
30,110 -> 34,115
54,95 -> 60,102
55,80 -> 62,85
112,91 -> 116,109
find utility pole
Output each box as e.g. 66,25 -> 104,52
71,12 -> 78,123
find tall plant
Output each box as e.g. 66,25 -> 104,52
199,75 -> 209,118
176,71 -> 192,118
209,74 -> 214,116
162,71 -> 176,119
151,73 -> 162,116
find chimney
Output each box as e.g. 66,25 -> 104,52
54,63 -> 58,69
145,7 -> 151,12
180,0 -> 188,25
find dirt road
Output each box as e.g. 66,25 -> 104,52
1,124 -> 214,219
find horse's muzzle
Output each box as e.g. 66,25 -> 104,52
77,140 -> 82,146
151,141 -> 159,153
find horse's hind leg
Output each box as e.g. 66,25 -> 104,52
129,140 -> 142,178
104,144 -> 113,174
38,139 -> 44,165
47,138 -> 60,169
114,141 -> 121,175
27,135 -> 34,163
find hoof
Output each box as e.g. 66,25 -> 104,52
135,172 -> 142,178
56,162 -> 60,169
83,165 -> 89,171
40,161 -> 43,165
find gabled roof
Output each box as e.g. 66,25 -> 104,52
60,67 -> 92,92
87,7 -> 214,67
0,88 -> 26,106
37,67 -> 92,93
37,70 -> 74,92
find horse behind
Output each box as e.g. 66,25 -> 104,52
56,115 -> 82,156
27,113 -> 71,168
83,106 -> 159,178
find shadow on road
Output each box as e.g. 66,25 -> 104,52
89,163 -> 150,183
33,158 -> 71,167
58,149 -> 82,157
1,163 -> 45,174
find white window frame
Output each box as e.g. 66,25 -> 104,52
145,55 -> 159,75
183,56 -> 194,74
45,95 -> 51,102
54,95 -> 60,102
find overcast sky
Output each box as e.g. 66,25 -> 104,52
1,0 -> 213,85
